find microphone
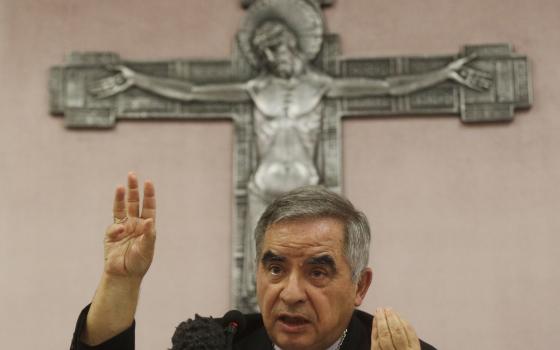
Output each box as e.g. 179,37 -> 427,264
171,314 -> 225,350
170,311 -> 246,350
221,310 -> 246,350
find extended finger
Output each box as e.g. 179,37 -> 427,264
394,311 -> 412,348
141,180 -> 156,222
372,317 -> 381,350
401,318 -> 420,349
454,56 -> 470,67
455,53 -> 477,67
113,186 -> 126,221
450,53 -> 477,70
386,309 -> 409,349
375,308 -> 395,350
127,172 -> 140,218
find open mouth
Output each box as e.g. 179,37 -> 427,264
277,314 -> 311,332
280,315 -> 309,325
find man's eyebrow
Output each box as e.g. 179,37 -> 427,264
305,254 -> 337,270
261,251 -> 286,264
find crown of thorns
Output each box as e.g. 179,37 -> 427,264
237,0 -> 325,67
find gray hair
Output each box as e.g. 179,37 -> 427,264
254,186 -> 371,283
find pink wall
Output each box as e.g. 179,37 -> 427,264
1,1 -> 559,349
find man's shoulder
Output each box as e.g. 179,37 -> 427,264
353,309 -> 374,325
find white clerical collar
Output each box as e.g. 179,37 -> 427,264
273,328 -> 347,350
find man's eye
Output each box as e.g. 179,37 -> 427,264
310,269 -> 327,279
269,265 -> 283,276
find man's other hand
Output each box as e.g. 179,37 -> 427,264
372,308 -> 421,350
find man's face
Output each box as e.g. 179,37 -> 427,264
262,42 -> 297,78
256,216 -> 370,350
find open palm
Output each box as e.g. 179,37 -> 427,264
103,173 -> 156,279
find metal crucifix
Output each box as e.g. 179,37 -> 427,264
49,0 -> 532,312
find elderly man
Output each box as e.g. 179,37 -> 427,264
70,173 -> 436,350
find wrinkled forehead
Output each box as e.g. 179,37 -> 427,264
262,216 -> 346,254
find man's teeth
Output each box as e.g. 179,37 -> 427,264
281,316 -> 308,325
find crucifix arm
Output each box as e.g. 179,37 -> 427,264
89,65 -> 252,103
326,54 -> 492,98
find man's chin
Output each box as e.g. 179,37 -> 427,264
273,338 -> 313,350
271,327 -> 316,350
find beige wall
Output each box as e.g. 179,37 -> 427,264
1,0 -> 559,349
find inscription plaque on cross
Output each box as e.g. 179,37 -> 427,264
49,0 -> 532,312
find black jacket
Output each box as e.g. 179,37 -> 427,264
71,305 -> 437,349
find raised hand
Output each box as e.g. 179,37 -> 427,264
372,308 -> 421,350
103,172 -> 156,279
446,54 -> 493,92
89,65 -> 136,99
81,173 -> 157,345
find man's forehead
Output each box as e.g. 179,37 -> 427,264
262,216 -> 345,253
267,215 -> 344,232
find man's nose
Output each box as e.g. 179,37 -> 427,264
279,272 -> 306,305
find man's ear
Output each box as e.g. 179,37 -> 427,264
354,268 -> 373,307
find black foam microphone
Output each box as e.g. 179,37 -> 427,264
171,314 -> 226,350
221,310 -> 246,350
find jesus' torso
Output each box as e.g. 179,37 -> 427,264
247,68 -> 332,197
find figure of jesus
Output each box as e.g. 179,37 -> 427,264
90,19 -> 491,308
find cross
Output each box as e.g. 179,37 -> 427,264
49,0 -> 532,312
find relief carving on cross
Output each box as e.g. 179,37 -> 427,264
49,0 -> 532,312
